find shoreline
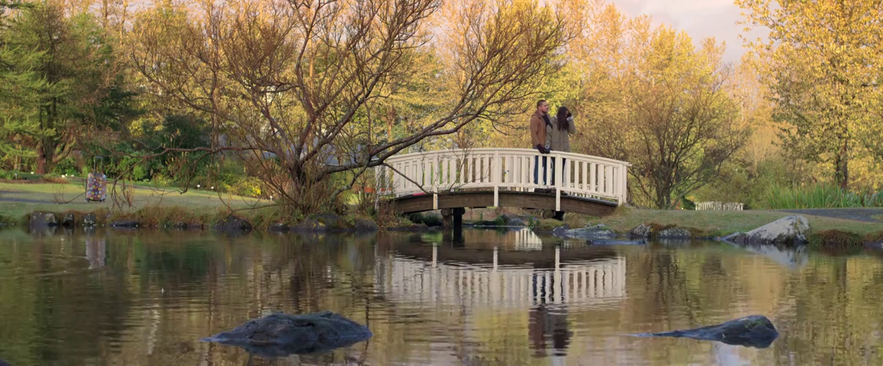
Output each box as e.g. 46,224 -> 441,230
4,206 -> 882,256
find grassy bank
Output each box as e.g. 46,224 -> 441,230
577,207 -> 882,237
3,182 -> 881,238
462,206 -> 883,237
0,181 -> 267,219
0,182 -> 385,230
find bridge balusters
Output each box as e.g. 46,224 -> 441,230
482,155 -> 489,183
380,148 -> 630,203
475,155 -> 481,184
468,155 -> 475,185
480,154 -> 487,184
428,157 -> 437,192
447,156 -> 457,189
606,165 -> 614,196
392,162 -> 402,194
405,160 -> 413,191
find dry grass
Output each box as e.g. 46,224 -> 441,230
808,230 -> 865,255
865,230 -> 883,244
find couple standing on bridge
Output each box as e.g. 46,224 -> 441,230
529,99 -> 576,188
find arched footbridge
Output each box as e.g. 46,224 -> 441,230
374,148 -> 630,216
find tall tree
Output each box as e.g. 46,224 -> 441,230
130,0 -> 569,213
736,0 -> 883,189
1,1 -> 130,173
568,5 -> 746,209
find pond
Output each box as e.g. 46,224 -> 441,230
0,227 -> 882,365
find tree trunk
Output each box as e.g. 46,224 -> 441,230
35,141 -> 54,174
834,139 -> 849,190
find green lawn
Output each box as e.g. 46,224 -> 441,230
567,207 -> 883,236
0,181 -> 267,219
464,206 -> 883,237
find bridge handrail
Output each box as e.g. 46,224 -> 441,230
383,148 -> 632,167
374,148 -> 630,208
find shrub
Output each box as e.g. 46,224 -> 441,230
231,177 -> 263,197
407,213 -> 442,227
52,157 -> 80,176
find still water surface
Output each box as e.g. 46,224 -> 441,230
1,227 -> 882,365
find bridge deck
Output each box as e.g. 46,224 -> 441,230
390,190 -> 618,215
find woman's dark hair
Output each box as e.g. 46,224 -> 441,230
556,106 -> 571,131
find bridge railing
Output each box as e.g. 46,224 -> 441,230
374,148 -> 631,206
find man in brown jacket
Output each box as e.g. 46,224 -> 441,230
530,100 -> 552,185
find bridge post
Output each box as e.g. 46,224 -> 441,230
441,207 -> 466,242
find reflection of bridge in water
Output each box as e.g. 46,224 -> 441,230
375,229 -> 627,308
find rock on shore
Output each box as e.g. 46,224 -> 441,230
728,215 -> 810,246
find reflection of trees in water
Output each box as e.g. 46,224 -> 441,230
0,229 -> 133,366
0,229 -> 381,366
771,258 -> 883,366
7,228 -> 883,365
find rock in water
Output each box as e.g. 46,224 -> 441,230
200,311 -> 372,357
633,315 -> 779,349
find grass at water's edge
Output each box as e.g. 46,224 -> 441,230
4,205 -> 880,237
462,206 -> 883,244
0,181 -> 267,219
1,182 -> 880,240
555,206 -> 883,237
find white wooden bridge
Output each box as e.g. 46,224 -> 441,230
375,244 -> 627,308
374,148 -> 631,215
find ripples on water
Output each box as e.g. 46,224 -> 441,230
1,227 -> 883,365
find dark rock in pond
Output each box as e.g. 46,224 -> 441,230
657,227 -> 692,239
633,315 -> 779,349
111,220 -> 139,228
61,213 -> 76,227
214,215 -> 252,232
314,213 -> 355,232
200,311 -> 372,357
0,358 -> 10,366
354,218 -> 379,233
29,212 -> 58,229
83,213 -> 97,227
628,224 -> 653,238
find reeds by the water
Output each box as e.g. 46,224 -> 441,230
765,183 -> 883,209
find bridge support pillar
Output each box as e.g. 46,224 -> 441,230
441,207 -> 466,243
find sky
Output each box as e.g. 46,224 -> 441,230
611,0 -> 766,63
